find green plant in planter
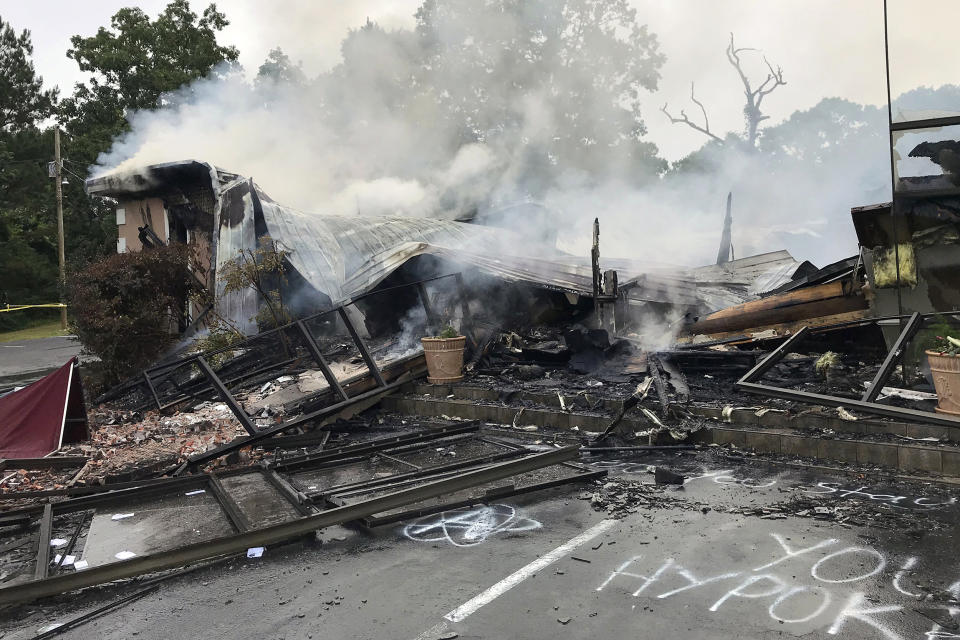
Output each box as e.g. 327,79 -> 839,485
436,325 -> 459,339
929,334 -> 960,356
913,317 -> 960,360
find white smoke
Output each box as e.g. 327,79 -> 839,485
93,3 -> 897,269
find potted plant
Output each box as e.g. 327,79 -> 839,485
926,334 -> 960,416
421,326 -> 466,383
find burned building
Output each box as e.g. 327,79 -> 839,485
86,160 -> 815,341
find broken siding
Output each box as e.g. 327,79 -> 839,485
215,180 -> 259,333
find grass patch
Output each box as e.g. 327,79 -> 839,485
0,320 -> 72,343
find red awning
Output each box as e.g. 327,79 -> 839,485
0,358 -> 88,458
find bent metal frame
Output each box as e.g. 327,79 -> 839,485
736,312 -> 960,428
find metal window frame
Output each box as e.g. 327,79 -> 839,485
0,446 -> 579,605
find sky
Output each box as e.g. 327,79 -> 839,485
3,0 -> 959,161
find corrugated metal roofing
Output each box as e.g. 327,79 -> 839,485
86,160 -> 805,317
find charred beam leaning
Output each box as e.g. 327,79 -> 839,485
737,327 -> 810,384
454,273 -> 477,348
295,320 -> 348,401
861,311 -> 922,403
337,307 -> 386,387
196,356 -> 258,436
417,283 -> 438,330
142,370 -> 162,411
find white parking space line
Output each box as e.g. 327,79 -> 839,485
443,519 -> 617,623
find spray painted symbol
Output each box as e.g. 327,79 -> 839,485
403,504 -> 543,547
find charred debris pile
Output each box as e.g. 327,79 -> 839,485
2,161 -> 960,607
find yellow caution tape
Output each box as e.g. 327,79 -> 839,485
0,303 -> 67,313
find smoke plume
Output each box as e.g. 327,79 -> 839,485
93,3 -> 905,269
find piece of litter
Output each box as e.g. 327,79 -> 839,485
115,551 -> 137,560
73,560 -> 89,570
184,489 -> 206,496
112,513 -> 135,521
247,547 -> 265,558
37,623 -> 64,633
49,538 -> 67,547
59,555 -> 76,566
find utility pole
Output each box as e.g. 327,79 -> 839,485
54,128 -> 67,330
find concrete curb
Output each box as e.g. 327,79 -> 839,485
388,383 -> 960,477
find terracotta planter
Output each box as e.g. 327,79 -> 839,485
422,336 -> 466,383
926,350 -> 960,416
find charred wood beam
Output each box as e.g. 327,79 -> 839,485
688,281 -> 866,335
648,356 -> 670,417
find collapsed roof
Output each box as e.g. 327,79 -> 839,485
86,160 -> 809,330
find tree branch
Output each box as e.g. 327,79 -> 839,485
726,32 -> 753,97
754,56 -> 786,110
661,82 -> 724,143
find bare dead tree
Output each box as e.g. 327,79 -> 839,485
726,32 -> 786,147
662,32 -> 786,148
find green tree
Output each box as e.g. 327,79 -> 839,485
0,17 -> 57,131
0,18 -> 59,328
759,97 -> 886,166
61,0 -> 239,161
255,47 -> 306,88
